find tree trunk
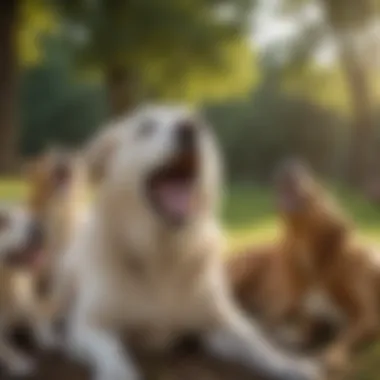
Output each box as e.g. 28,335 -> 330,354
105,65 -> 140,119
337,36 -> 374,187
0,0 -> 19,174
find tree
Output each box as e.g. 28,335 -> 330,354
278,0 -> 380,186
20,35 -> 107,156
0,0 -> 55,173
0,0 -> 19,174
57,0 -> 256,117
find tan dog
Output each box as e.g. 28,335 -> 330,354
55,105 -> 321,380
0,206 -> 56,376
26,147 -> 89,287
0,149 -> 89,377
227,161 -> 380,374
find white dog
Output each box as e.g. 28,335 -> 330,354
58,104 -> 322,380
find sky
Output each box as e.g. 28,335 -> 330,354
250,0 -> 336,66
250,0 -> 380,68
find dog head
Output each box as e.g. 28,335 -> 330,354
274,159 -> 322,224
26,147 -> 86,218
0,206 -> 45,269
86,104 -> 222,229
274,159 -> 350,255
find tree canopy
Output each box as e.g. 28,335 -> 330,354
57,0 -> 257,103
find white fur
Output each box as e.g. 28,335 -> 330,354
0,206 -> 33,259
59,104 -> 321,380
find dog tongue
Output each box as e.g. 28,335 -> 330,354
23,247 -> 46,272
157,182 -> 193,219
31,249 -> 46,269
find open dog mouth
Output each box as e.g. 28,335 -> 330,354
5,223 -> 46,270
52,162 -> 73,191
5,244 -> 45,270
146,150 -> 199,225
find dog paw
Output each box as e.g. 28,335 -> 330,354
321,345 -> 348,374
95,363 -> 142,380
37,327 -> 61,350
8,356 -> 36,377
280,359 -> 324,380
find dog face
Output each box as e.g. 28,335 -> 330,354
26,147 -> 85,217
274,159 -> 349,253
274,160 -> 313,214
87,104 -> 222,227
0,207 -> 45,268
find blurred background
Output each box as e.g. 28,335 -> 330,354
0,0 -> 378,185
0,1 -> 380,377
0,0 -> 379,222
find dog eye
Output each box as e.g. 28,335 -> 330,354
0,212 -> 10,230
138,119 -> 156,138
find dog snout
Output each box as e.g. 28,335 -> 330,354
53,161 -> 72,187
28,221 -> 44,248
176,120 -> 197,151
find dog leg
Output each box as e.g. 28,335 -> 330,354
322,316 -> 378,372
0,322 -> 36,376
67,320 -> 141,380
203,293 -> 322,380
27,298 -> 61,350
31,314 -> 60,350
323,282 -> 379,372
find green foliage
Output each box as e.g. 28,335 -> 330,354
281,62 -> 351,112
56,0 -> 256,102
143,41 -> 259,104
18,0 -> 58,66
20,36 -> 107,156
205,75 -> 350,182
282,0 -> 379,29
224,183 -> 380,250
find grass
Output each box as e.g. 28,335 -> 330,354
222,183 -> 380,380
1,178 -> 379,379
0,178 -> 27,204
224,183 -> 380,250
2,178 -> 378,243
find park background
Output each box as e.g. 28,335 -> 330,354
0,1 -> 379,379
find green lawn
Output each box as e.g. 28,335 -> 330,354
224,183 -> 380,250
1,179 -> 379,379
1,178 -> 379,247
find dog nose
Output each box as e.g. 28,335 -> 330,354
28,221 -> 44,248
176,120 -> 196,151
53,161 -> 71,187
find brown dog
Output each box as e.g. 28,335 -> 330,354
227,161 -> 380,373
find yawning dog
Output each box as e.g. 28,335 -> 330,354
56,105 -> 321,380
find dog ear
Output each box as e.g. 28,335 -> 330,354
319,216 -> 350,254
85,127 -> 119,184
0,210 -> 10,231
